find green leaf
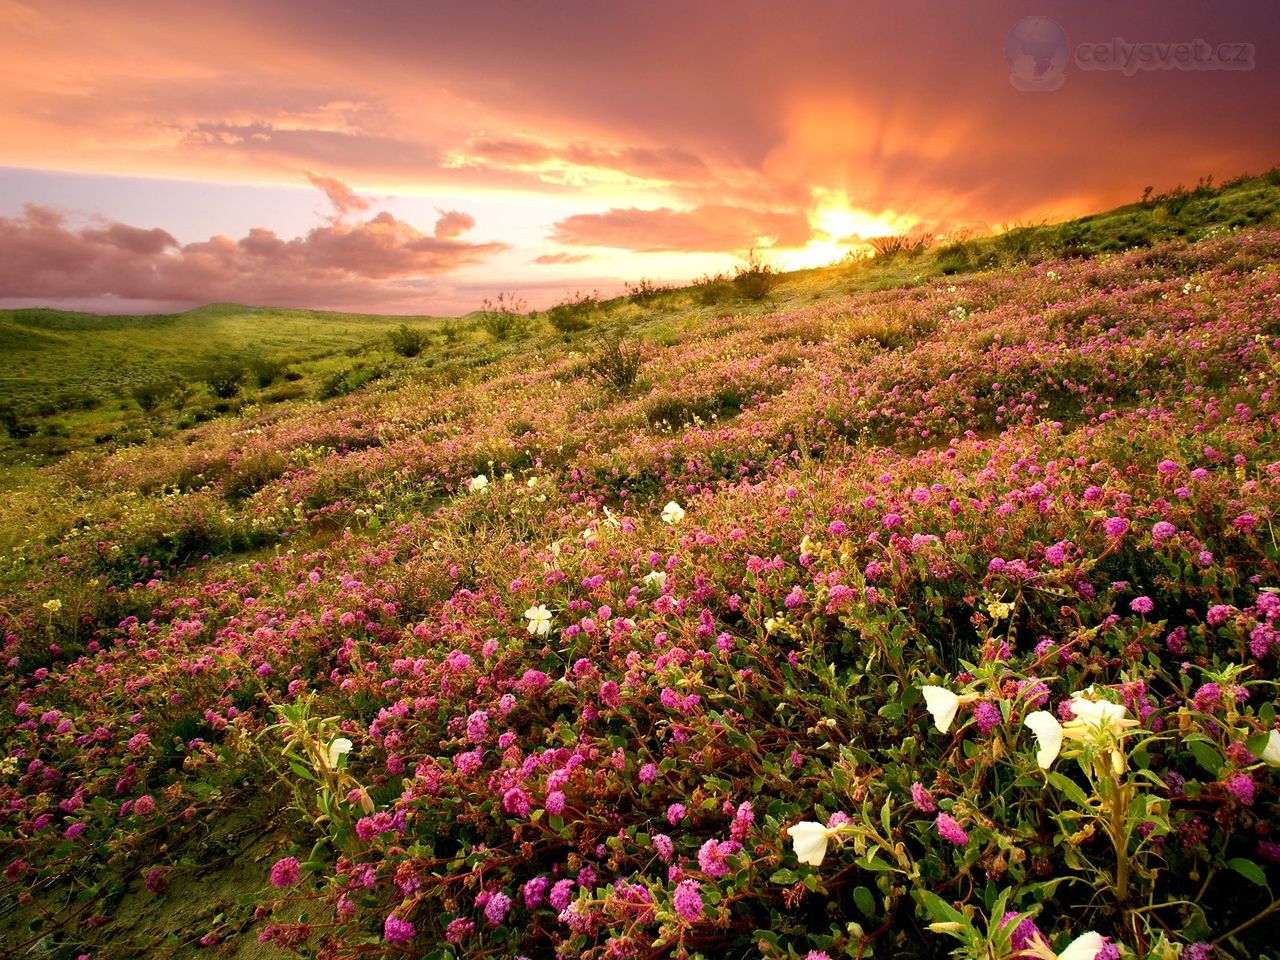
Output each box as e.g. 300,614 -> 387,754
288,761 -> 317,782
770,868 -> 799,885
1046,771 -> 1091,808
1246,731 -> 1275,759
1227,857 -> 1269,888
916,889 -> 965,926
1188,739 -> 1223,777
854,885 -> 876,917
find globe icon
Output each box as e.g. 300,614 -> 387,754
1005,16 -> 1069,91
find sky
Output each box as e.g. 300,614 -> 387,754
0,0 -> 1278,316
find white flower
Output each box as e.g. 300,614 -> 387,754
661,501 -> 685,525
1024,711 -> 1064,768
1056,931 -> 1104,960
327,737 -> 353,768
1063,691 -> 1135,742
643,570 -> 667,592
786,821 -> 834,866
524,604 -> 553,636
467,474 -> 489,492
1260,729 -> 1280,767
922,685 -> 962,733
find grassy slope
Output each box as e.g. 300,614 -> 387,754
0,169 -> 1278,958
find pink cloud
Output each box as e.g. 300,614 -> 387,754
0,203 -> 508,310
304,169 -> 371,218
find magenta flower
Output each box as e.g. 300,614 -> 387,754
1130,596 -> 1154,614
483,891 -> 512,926
1224,772 -> 1255,805
1103,517 -> 1128,538
911,782 -> 937,812
383,915 -> 415,944
269,856 -> 301,888
974,700 -> 1002,735
935,812 -> 969,846
672,879 -> 704,922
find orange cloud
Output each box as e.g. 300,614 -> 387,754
549,205 -> 812,253
532,252 -> 596,265
433,209 -> 475,239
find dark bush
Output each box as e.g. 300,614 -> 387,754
546,291 -> 598,334
204,362 -> 244,399
479,293 -> 529,341
732,251 -> 776,300
586,329 -> 643,392
388,323 -> 429,357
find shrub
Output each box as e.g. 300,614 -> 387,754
130,380 -> 176,412
692,273 -> 734,305
249,358 -> 286,387
204,362 -> 245,399
479,293 -> 529,341
439,319 -> 465,344
869,233 -> 934,260
625,278 -> 671,306
545,291 -> 598,334
4,403 -> 40,438
388,323 -> 429,358
732,250 -> 776,300
317,364 -> 387,400
586,328 -> 643,392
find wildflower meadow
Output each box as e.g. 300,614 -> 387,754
3,224 -> 1280,959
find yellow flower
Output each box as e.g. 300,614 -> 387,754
42,599 -> 63,612
467,474 -> 489,492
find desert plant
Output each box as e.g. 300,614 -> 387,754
388,323 -> 429,358
692,272 -> 734,306
131,380 -> 176,412
546,291 -> 598,334
586,328 -> 643,392
732,249 -> 776,300
625,278 -> 671,306
479,293 -> 529,341
248,357 -> 286,388
204,361 -> 245,399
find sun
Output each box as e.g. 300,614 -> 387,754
772,190 -> 918,271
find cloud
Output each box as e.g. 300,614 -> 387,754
433,209 -> 475,239
0,203 -> 508,310
304,169 -> 371,218
458,136 -> 708,183
532,252 -> 596,265
549,205 -> 812,253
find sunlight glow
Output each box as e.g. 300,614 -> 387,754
772,190 -> 918,271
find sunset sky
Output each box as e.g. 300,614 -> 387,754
1,0 -> 1278,316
